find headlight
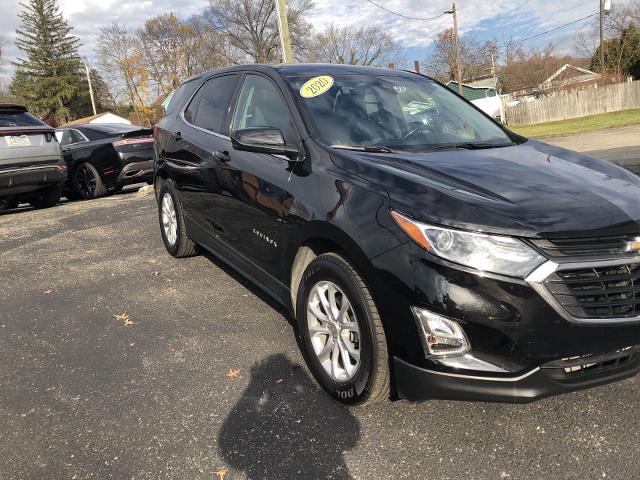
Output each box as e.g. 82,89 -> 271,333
391,211 -> 545,278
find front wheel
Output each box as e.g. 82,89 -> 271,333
0,198 -> 19,211
158,182 -> 198,258
296,253 -> 390,406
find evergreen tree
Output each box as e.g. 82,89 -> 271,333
591,25 -> 640,79
9,0 -> 85,124
68,68 -> 115,118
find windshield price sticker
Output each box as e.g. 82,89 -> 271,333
300,76 -> 334,98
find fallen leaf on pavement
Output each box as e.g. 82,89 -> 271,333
214,468 -> 228,480
167,288 -> 177,294
128,342 -> 135,347
276,378 -> 284,384
226,369 -> 241,379
114,313 -> 137,326
43,290 -> 52,295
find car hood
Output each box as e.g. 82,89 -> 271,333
330,139 -> 640,238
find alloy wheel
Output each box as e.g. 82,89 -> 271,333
76,165 -> 96,198
307,281 -> 361,382
161,193 -> 178,246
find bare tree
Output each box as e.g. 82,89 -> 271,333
138,13 -> 238,97
96,23 -> 151,124
427,29 -> 498,83
208,0 -> 312,63
308,24 -> 400,66
500,42 -> 590,94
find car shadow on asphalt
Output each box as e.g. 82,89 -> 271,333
218,353 -> 360,480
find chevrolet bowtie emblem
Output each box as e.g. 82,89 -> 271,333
626,240 -> 640,252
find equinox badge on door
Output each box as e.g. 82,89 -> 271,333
253,228 -> 278,248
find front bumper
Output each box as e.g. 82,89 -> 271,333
394,347 -> 640,403
370,241 -> 640,403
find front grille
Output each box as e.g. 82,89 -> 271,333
544,263 -> 640,319
531,234 -> 640,259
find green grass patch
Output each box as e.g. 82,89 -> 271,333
510,108 -> 640,138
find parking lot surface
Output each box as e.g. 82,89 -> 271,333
1,190 -> 639,480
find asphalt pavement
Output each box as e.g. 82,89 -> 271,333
543,125 -> 640,174
1,171 -> 640,479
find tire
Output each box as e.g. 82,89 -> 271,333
158,181 -> 198,258
72,163 -> 107,200
29,185 -> 61,209
296,252 -> 390,406
0,198 -> 19,211
64,189 -> 81,201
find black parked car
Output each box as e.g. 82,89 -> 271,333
56,123 -> 154,199
154,64 -> 640,406
1,104 -> 66,211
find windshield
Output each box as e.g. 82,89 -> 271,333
285,74 -> 514,152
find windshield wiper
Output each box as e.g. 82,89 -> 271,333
430,142 -> 515,151
331,144 -> 396,153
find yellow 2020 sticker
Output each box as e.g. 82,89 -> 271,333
300,76 -> 334,98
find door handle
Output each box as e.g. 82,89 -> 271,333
214,150 -> 231,163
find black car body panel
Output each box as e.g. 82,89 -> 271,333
334,141 -> 640,238
154,64 -> 640,403
57,124 -> 154,193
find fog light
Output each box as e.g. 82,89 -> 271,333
411,307 -> 470,358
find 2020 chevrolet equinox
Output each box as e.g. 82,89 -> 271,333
154,64 -> 640,405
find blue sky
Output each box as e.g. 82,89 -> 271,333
0,0 -> 632,86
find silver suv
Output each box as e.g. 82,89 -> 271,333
0,104 -> 67,211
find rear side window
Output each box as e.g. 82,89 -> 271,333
185,74 -> 240,135
0,111 -> 46,127
165,80 -> 200,117
70,130 -> 86,143
184,87 -> 204,125
58,130 -> 74,146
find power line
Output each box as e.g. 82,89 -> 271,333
505,12 -> 598,47
363,0 -> 448,21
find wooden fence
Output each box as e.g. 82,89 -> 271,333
504,80 -> 640,126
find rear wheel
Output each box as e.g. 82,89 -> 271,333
0,198 -> 19,211
29,185 -> 61,209
296,253 -> 390,406
158,182 -> 198,258
73,163 -> 106,199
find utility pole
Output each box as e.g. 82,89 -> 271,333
275,0 -> 293,64
599,0 -> 605,74
84,63 -> 97,116
446,2 -> 463,95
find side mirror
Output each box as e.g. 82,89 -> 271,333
231,127 -> 298,159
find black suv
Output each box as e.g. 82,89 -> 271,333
154,64 -> 640,405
